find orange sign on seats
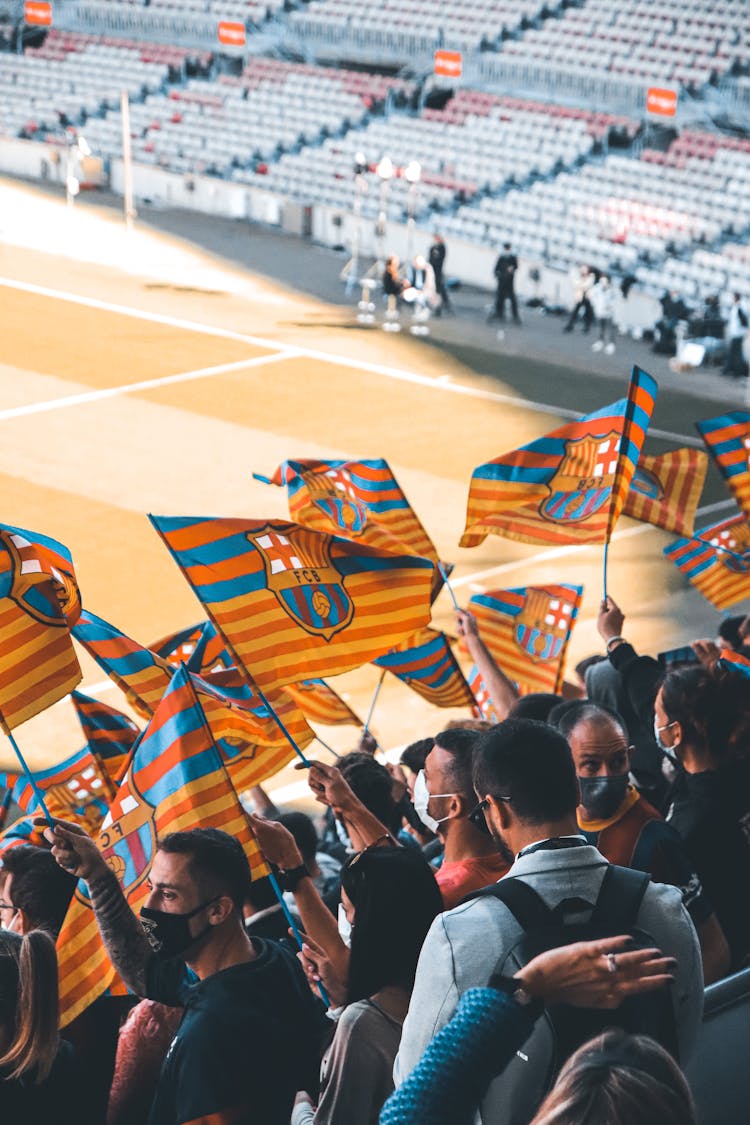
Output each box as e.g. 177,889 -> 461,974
218,20 -> 246,46
646,87 -> 678,116
25,1 -> 52,25
434,50 -> 462,79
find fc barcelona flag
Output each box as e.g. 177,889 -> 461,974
152,620 -> 233,676
624,448 -> 707,536
73,609 -> 315,789
664,514 -> 750,610
696,412 -> 750,519
56,665 -> 268,1026
0,814 -> 45,858
0,525 -> 82,731
374,629 -> 476,709
461,367 -> 657,548
286,680 -> 362,727
149,516 -> 435,691
155,618 -> 362,729
71,691 -> 141,785
11,746 -> 115,832
466,585 -> 584,694
717,649 -> 750,678
468,666 -> 499,723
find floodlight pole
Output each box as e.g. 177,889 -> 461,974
121,90 -> 136,231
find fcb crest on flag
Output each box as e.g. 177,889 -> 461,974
540,432 -> 621,525
664,513 -> 750,610
465,585 -> 584,694
249,525 -> 354,640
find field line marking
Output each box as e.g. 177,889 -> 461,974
0,351 -> 296,421
0,275 -> 703,446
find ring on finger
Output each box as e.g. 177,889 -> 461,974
606,953 -> 618,973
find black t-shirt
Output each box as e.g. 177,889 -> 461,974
146,938 -> 327,1125
0,1040 -> 81,1125
667,761 -> 750,968
494,253 -> 518,284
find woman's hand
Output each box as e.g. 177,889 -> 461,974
512,935 -> 676,1010
295,759 -> 356,816
296,931 -> 349,1008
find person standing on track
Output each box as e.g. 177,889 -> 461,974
492,243 -> 521,325
429,234 -> 452,316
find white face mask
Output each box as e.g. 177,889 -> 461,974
413,769 -> 457,835
337,903 -> 352,948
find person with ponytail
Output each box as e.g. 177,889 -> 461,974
654,664 -> 750,968
0,928 -> 79,1118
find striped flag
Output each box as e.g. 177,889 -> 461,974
152,620 -> 233,675
0,525 -> 82,731
717,649 -> 750,677
374,629 -> 476,709
466,585 -> 584,694
468,666 -> 500,723
149,516 -> 435,691
0,814 -> 45,859
461,367 -> 657,548
286,680 -> 362,727
155,618 -> 361,729
71,691 -> 140,785
56,665 -> 268,1026
10,746 -> 115,832
73,609 -> 315,791
696,411 -> 750,519
624,448 -> 707,536
0,784 -> 15,830
664,513 -> 750,610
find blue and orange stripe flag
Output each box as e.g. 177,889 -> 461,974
0,525 -> 82,732
461,367 -> 658,548
10,746 -> 115,832
374,628 -> 476,709
148,516 -> 435,691
0,814 -> 45,859
464,585 -> 584,694
154,617 -> 362,728
624,448 -> 707,536
664,513 -> 750,610
56,664 -> 268,1026
71,691 -> 141,785
696,412 -> 750,520
717,649 -> 750,678
468,666 -> 500,723
73,609 -> 315,790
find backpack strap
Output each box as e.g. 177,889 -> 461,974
592,865 -> 650,932
466,876 -> 555,931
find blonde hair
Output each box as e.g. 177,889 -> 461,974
531,1031 -> 696,1125
0,929 -> 60,1083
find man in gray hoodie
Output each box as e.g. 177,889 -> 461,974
395,719 -> 703,1125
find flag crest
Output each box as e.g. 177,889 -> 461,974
664,514 -> 750,610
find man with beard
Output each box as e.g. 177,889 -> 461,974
395,719 -> 703,1125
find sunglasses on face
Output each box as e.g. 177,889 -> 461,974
469,793 -> 511,835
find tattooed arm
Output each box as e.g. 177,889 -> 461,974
42,818 -> 153,995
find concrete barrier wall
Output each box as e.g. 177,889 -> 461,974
1,140 -> 660,328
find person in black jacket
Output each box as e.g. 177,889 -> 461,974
492,242 -> 521,324
428,234 -> 451,315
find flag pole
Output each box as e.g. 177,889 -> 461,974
315,735 -> 342,761
254,686 -> 311,768
266,868 -> 331,1008
362,669 -> 386,736
3,727 -> 54,826
438,562 -> 461,613
602,540 -> 609,603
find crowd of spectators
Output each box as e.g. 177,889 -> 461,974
1,596 -> 749,1123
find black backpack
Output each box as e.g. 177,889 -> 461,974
469,865 -> 678,1091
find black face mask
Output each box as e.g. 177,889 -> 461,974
578,775 -> 629,821
140,898 -> 217,959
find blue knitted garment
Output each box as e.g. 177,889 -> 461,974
380,987 -> 535,1125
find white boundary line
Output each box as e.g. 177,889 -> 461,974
0,351 -> 294,421
0,275 -> 703,446
451,498 -> 737,589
